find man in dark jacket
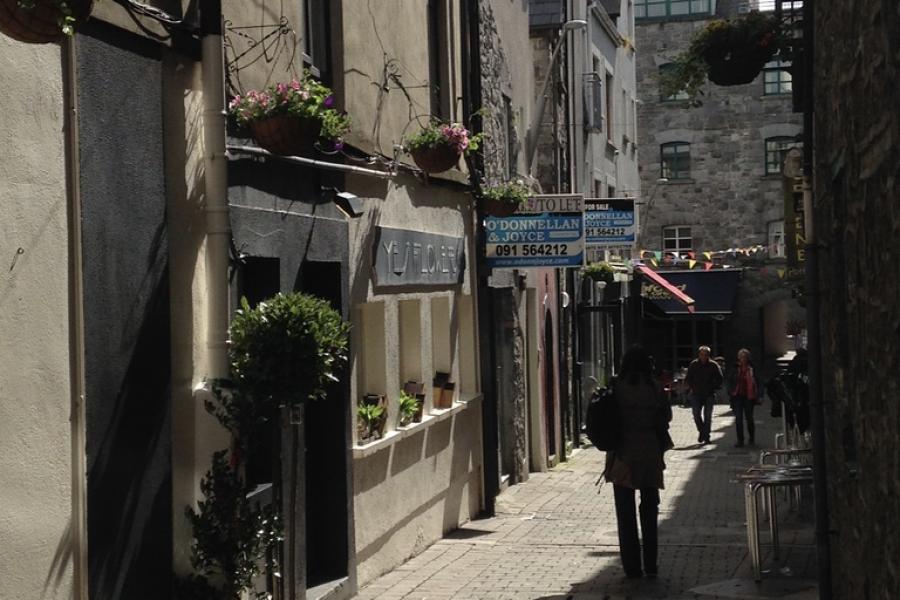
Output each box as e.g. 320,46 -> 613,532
685,345 -> 723,444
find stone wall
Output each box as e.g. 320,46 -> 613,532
813,1 -> 900,597
635,9 -> 802,364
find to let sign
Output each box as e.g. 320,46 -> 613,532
484,194 -> 585,269
373,227 -> 465,287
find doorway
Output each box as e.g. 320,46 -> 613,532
296,261 -> 350,590
543,310 -> 556,459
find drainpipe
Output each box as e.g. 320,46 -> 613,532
801,1 -> 832,597
462,0 -> 499,516
63,35 -> 89,600
200,0 -> 229,381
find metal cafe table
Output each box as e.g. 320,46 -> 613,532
737,464 -> 814,581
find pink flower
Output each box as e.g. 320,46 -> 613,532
290,79 -> 301,91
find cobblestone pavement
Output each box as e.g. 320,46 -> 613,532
354,403 -> 818,599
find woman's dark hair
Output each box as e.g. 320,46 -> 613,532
619,345 -> 655,386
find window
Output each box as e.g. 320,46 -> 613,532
635,0 -> 713,19
428,0 -> 451,119
763,57 -> 792,95
663,226 -> 692,254
768,220 -> 786,258
765,137 -> 800,175
659,63 -> 688,102
301,0 -> 330,79
605,72 -> 615,143
502,95 -> 515,177
661,142 -> 691,179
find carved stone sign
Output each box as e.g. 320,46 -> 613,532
373,227 -> 465,287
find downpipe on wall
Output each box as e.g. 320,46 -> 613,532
63,35 -> 89,600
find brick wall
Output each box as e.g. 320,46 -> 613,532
813,2 -> 900,596
635,7 -> 802,364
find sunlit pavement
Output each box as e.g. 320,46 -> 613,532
354,403 -> 818,599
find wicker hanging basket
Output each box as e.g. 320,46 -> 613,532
0,0 -> 93,44
410,144 -> 461,174
482,196 -> 519,218
704,44 -> 776,86
249,114 -> 322,156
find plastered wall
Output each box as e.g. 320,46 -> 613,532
0,38 -> 72,600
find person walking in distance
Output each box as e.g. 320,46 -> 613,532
727,348 -> 762,447
685,345 -> 723,445
605,346 -> 672,579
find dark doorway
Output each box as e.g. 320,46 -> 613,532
238,257 -> 281,489
543,311 -> 556,458
296,261 -> 350,588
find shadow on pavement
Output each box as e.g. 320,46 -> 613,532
552,403 -> 818,599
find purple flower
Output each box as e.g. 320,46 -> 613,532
334,138 -> 344,150
324,95 -> 334,108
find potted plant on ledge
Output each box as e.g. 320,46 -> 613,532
398,391 -> 423,427
660,10 -> 785,106
229,72 -> 351,157
0,0 -> 93,43
478,180 -> 530,218
405,121 -> 482,174
582,261 -> 616,284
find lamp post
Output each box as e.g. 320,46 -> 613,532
524,19 -> 587,176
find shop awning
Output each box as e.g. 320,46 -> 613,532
636,265 -> 695,313
639,268 -> 741,315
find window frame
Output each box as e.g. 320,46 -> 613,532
765,137 -> 800,175
763,57 -> 793,96
659,63 -> 689,102
301,0 -> 330,80
662,225 -> 693,254
767,220 -> 786,259
635,0 -> 713,20
660,141 -> 691,180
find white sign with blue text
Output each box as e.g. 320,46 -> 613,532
485,194 -> 584,269
584,198 -> 636,246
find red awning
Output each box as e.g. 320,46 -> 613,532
636,265 -> 696,313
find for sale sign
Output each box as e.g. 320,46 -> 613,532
584,198 -> 635,246
484,194 -> 584,269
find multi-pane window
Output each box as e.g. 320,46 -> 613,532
765,137 -> 800,175
661,142 -> 691,179
768,220 -> 786,258
663,226 -> 693,254
636,0 -> 713,19
763,57 -> 792,95
659,63 -> 688,102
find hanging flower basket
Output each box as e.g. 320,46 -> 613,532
478,180 -> 530,218
659,11 -> 785,105
582,262 -> 616,284
410,144 -> 461,174
229,74 -> 350,157
404,121 -> 482,174
0,0 -> 93,43
250,114 -> 322,157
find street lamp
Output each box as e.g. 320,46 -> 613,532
524,19 -> 588,176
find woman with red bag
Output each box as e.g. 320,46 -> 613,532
727,348 -> 763,447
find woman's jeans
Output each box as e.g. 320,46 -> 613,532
613,484 -> 659,575
690,393 -> 714,442
732,394 -> 756,444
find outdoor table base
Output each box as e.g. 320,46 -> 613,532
740,467 -> 813,581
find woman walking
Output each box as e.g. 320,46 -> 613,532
605,346 -> 672,579
728,348 -> 761,447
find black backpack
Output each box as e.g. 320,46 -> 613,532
585,379 -> 621,451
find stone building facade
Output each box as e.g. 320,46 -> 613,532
813,1 -> 900,596
635,0 -> 803,372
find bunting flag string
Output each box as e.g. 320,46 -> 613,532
688,259 -> 697,269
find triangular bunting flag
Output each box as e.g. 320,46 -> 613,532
778,269 -> 786,279
704,262 -> 713,271
650,258 -> 658,267
654,251 -> 662,260
703,251 -> 712,261
687,251 -> 696,260
688,259 -> 697,269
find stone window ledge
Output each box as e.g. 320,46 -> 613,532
352,393 -> 483,459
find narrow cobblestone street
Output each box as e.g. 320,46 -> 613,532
355,403 -> 817,600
